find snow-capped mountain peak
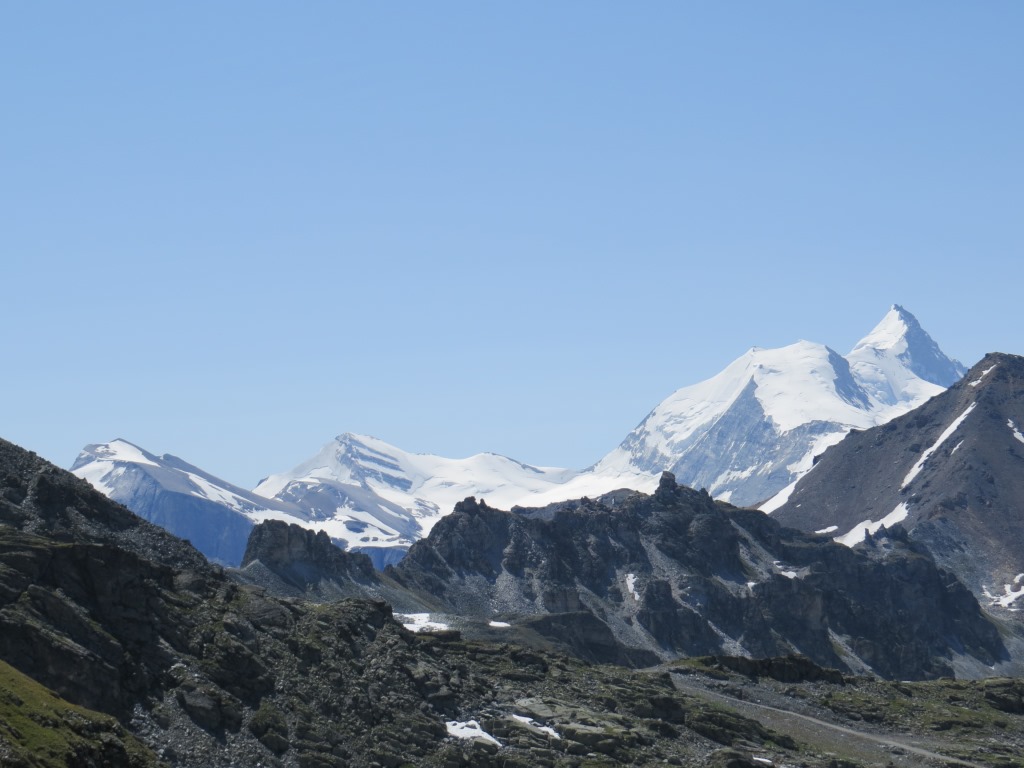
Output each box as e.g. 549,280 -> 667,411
252,432 -> 582,560
71,439 -> 311,564
851,304 -> 918,353
848,305 -> 967,404
593,307 -> 966,508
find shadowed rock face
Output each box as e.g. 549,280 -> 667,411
240,519 -> 378,587
772,353 -> 1024,606
230,519 -> 431,613
389,472 -> 1007,679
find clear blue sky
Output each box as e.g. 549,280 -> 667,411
2,3 -> 1021,487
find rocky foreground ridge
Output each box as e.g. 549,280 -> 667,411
4,436 -> 1024,767
0,436 -> 908,767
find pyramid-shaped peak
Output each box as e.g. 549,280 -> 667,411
849,305 -> 966,388
852,304 -> 922,353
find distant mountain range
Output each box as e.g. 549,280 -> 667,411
72,305 -> 966,565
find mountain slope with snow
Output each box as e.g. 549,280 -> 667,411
771,353 -> 1024,609
71,440 -> 310,564
587,305 -> 965,508
253,433 -> 581,561
74,305 -> 966,567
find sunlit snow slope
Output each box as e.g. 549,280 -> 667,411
592,305 -> 965,508
71,440 -> 309,564
253,433 -> 580,552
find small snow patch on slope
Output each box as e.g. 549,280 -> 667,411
446,720 -> 500,745
984,577 -> 1024,610
760,430 -> 849,513
835,502 -> 910,547
1009,420 -> 1024,446
969,365 -> 997,387
511,715 -> 560,739
397,614 -> 450,633
626,573 -> 640,601
760,477 -> 798,514
901,402 -> 977,489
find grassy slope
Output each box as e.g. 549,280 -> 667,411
0,658 -> 162,768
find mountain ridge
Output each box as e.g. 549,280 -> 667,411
72,305 -> 966,565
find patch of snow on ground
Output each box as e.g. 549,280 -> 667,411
902,402 -> 977,489
1009,420 -> 1024,445
760,478 -> 798,513
835,502 -> 910,547
488,621 -> 511,628
984,582 -> 1024,610
626,573 -> 640,601
951,440 -> 964,455
772,560 -> 798,579
969,365 -> 997,387
512,714 -> 561,739
761,431 -> 852,514
397,613 -> 450,633
814,525 -> 838,534
446,720 -> 500,745
753,759 -> 774,766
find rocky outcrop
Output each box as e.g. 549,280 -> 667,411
240,519 -> 377,587
693,655 -> 847,684
390,472 -> 1007,679
231,519 -> 431,612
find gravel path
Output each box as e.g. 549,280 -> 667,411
671,675 -> 990,768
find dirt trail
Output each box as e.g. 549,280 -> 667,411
671,675 -> 990,768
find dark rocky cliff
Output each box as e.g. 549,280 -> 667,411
389,473 -> 1007,679
231,519 -> 429,612
240,519 -> 378,587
